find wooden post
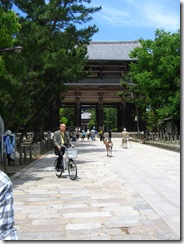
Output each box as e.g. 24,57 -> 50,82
30,145 -> 32,162
23,146 -> 26,163
19,146 -> 22,164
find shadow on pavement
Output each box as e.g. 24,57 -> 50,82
11,140 -> 105,187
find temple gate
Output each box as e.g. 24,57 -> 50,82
49,41 -> 140,132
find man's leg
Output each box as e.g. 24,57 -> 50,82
57,149 -> 65,170
122,139 -> 125,148
56,151 -> 63,169
125,140 -> 128,149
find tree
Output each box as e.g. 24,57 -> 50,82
103,107 -> 117,131
87,108 -> 96,129
0,0 -> 101,143
0,7 -> 21,144
120,29 -> 180,133
59,107 -> 75,127
0,8 -> 21,75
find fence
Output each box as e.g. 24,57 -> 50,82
17,139 -> 54,164
0,137 -> 54,174
1,139 -> 54,167
130,132 -> 180,145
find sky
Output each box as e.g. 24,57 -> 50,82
87,0 -> 180,41
12,0 -> 180,42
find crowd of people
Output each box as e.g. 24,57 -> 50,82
69,127 -> 99,141
68,127 -> 131,148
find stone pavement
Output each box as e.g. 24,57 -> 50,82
10,138 -> 180,240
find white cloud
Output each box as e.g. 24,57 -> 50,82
100,6 -> 130,25
95,0 -> 180,32
139,1 -> 180,31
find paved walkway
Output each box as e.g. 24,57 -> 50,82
11,139 -> 180,240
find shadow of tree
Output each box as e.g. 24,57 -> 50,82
11,140 -> 107,187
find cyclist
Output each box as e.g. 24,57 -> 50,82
53,123 -> 73,171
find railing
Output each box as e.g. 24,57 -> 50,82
129,132 -> 180,145
17,139 -> 54,164
16,132 -> 53,141
0,139 -> 54,166
0,136 -> 54,174
146,132 -> 180,145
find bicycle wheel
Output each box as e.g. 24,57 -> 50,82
68,159 -> 77,180
54,158 -> 62,178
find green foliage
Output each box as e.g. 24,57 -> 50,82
0,8 -> 21,76
0,1 -> 101,138
87,107 -> 118,131
59,107 -> 75,127
0,9 -> 21,48
87,108 -> 96,129
60,117 -> 68,125
0,7 -> 23,132
103,107 -> 117,131
120,29 -> 180,132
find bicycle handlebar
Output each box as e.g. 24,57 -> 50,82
60,144 -> 66,149
60,144 -> 75,149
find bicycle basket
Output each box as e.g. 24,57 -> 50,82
66,148 -> 77,159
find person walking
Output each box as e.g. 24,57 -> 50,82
90,128 -> 96,141
53,123 -> 73,171
0,170 -> 19,240
121,128 -> 129,149
86,129 -> 91,140
3,130 -> 15,166
81,130 -> 86,140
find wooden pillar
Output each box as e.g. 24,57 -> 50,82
96,92 -> 103,131
117,102 -> 126,131
75,100 -> 81,129
97,103 -> 103,131
74,88 -> 81,129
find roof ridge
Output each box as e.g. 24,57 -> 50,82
90,41 -> 139,44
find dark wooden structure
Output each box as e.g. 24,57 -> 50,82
50,41 -> 140,132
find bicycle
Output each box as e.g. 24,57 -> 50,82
54,145 -> 78,180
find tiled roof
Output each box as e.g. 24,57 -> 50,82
80,78 -> 121,83
65,82 -> 121,86
87,41 -> 140,61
